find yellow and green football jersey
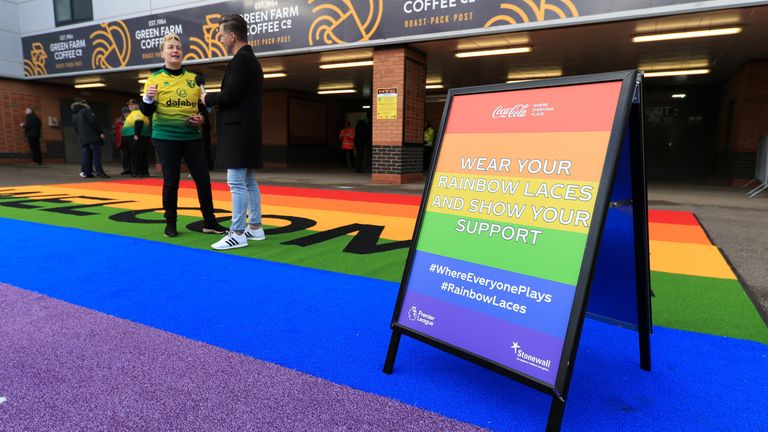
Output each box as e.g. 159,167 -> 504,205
143,68 -> 201,140
122,109 -> 151,137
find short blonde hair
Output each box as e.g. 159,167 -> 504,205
162,33 -> 182,49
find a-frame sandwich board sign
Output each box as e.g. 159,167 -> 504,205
384,70 -> 651,431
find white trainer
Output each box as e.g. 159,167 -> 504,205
211,231 -> 248,250
244,226 -> 266,241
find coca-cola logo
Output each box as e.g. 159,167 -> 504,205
491,104 -> 529,119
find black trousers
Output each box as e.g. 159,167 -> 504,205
120,140 -> 132,173
28,137 -> 42,164
130,136 -> 151,176
154,138 -> 216,223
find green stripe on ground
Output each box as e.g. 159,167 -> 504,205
417,211 -> 588,285
0,200 -> 408,282
652,271 -> 768,344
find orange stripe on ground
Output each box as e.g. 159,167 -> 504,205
434,132 -> 611,182
113,179 -> 422,205
59,182 -> 419,218
649,240 -> 736,280
649,222 -> 711,245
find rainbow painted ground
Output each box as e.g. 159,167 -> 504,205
0,178 -> 764,344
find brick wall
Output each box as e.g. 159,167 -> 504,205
371,46 -> 426,184
716,60 -> 768,183
0,78 -> 132,163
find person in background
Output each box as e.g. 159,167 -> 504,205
339,120 -> 355,168
113,106 -> 130,174
123,99 -> 151,178
20,107 -> 42,165
200,13 -> 266,250
71,98 -> 110,179
140,33 -> 226,238
423,120 -> 435,172
354,119 -> 370,173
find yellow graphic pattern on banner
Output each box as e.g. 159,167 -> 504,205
23,42 -> 48,77
485,0 -> 578,27
308,0 -> 383,46
184,14 -> 227,61
426,173 -> 598,234
90,21 -> 131,69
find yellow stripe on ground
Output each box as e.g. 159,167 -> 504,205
650,240 -> 736,280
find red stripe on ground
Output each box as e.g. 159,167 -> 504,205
647,209 -> 699,226
111,179 -> 422,206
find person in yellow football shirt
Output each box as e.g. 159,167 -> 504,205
122,99 -> 151,177
140,33 -> 226,238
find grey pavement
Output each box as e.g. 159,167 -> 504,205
1,162 -> 766,323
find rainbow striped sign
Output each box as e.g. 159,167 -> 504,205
394,79 -> 630,388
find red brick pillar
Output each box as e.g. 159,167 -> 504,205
716,60 -> 768,185
371,46 -> 426,184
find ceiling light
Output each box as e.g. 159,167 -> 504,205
672,94 -> 687,98
426,84 -> 444,89
639,59 -> 709,70
264,72 -> 287,79
632,27 -> 741,43
362,105 -> 371,109
507,69 -> 562,81
319,60 -> 373,69
74,83 -> 106,89
455,46 -> 531,58
644,69 -> 710,78
317,89 -> 356,95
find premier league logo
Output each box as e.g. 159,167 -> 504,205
408,306 -> 418,321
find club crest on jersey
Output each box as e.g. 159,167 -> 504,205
187,79 -> 195,88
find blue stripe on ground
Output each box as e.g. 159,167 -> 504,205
0,283 -> 483,431
0,217 -> 767,431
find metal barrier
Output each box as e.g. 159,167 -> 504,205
747,135 -> 768,197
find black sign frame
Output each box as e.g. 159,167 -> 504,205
384,70 -> 650,431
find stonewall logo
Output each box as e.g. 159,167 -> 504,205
407,306 -> 436,327
511,341 -> 552,372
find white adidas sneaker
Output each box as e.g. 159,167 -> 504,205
211,231 -> 248,250
244,226 -> 266,241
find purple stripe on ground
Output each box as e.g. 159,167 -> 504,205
0,283 -> 485,431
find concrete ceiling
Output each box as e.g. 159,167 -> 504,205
42,5 -> 768,99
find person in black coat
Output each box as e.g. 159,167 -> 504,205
20,108 -> 42,165
201,14 -> 265,251
71,99 -> 109,178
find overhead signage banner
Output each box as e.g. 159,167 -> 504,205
394,80 -> 625,387
24,0 -> 708,78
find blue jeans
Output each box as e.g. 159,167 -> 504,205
227,168 -> 262,232
81,141 -> 104,175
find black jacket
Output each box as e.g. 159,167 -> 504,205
71,101 -> 103,145
23,113 -> 41,139
204,45 -> 263,169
